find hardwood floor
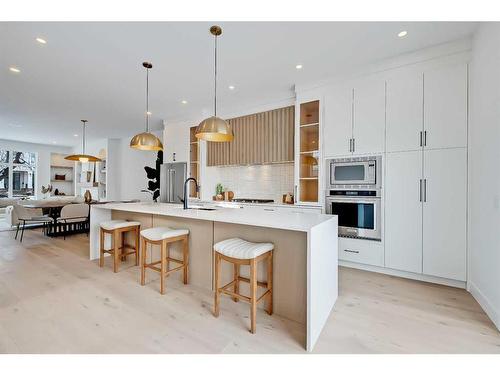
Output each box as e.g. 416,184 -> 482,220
0,229 -> 499,354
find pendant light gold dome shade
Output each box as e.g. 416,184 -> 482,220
195,26 -> 234,142
130,131 -> 164,151
195,116 -> 233,142
65,120 -> 102,162
130,62 -> 164,151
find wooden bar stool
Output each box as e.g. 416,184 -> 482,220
140,227 -> 189,295
213,238 -> 274,334
99,220 -> 141,273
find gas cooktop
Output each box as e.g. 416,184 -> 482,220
232,198 -> 275,204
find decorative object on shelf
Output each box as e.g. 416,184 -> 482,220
84,190 -> 92,203
144,150 -> 163,202
130,62 -> 163,151
54,174 -> 66,181
86,171 -> 92,183
41,184 -> 52,198
224,190 -> 234,201
195,26 -> 234,142
65,120 -> 102,162
283,192 -> 294,204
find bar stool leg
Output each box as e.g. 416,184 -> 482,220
267,251 -> 273,315
141,237 -> 147,286
99,229 -> 105,268
135,226 -> 140,266
214,252 -> 221,317
182,236 -> 188,284
250,258 -> 257,333
160,241 -> 167,295
113,230 -> 120,273
121,231 -> 126,261
233,263 -> 239,302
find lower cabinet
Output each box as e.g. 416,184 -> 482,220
338,237 -> 384,267
385,151 -> 423,273
423,148 -> 467,281
384,148 -> 467,281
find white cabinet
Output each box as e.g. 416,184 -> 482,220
384,148 -> 467,281
423,148 -> 467,281
323,84 -> 353,157
338,237 -> 384,267
385,151 -> 423,273
386,71 -> 424,152
352,77 -> 386,155
424,63 -> 468,150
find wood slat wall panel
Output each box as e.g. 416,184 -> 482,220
206,106 -> 294,166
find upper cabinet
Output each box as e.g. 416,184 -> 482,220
323,84 -> 353,157
386,70 -> 424,152
352,77 -> 386,155
323,77 -> 385,157
423,63 -> 468,150
206,106 -> 294,167
386,62 -> 468,153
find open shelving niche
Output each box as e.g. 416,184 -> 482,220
298,100 -> 320,203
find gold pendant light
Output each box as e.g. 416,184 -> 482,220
65,120 -> 102,162
130,62 -> 164,151
195,25 -> 234,142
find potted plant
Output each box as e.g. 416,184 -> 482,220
215,183 -> 224,201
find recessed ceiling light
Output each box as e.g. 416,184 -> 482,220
52,141 -> 57,144
228,85 -> 235,90
9,67 -> 20,73
73,134 -> 79,137
181,100 -> 188,104
398,30 -> 408,38
295,64 -> 303,70
146,111 -> 152,116
36,37 -> 47,44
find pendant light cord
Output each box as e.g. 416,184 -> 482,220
214,34 -> 218,117
145,67 -> 150,132
82,120 -> 86,154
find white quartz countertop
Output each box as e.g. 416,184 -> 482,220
92,202 -> 335,232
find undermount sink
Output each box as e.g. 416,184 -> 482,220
188,207 -> 217,211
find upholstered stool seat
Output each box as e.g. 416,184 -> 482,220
99,220 -> 141,273
214,238 -> 274,259
100,220 -> 141,231
141,227 -> 189,241
213,238 -> 274,334
140,227 -> 190,295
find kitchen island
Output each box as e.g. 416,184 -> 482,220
89,202 -> 338,351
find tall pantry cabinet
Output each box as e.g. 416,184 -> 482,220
385,61 -> 468,281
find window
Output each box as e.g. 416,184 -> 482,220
0,149 -> 37,198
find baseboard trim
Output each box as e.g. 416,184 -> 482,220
339,260 -> 466,289
468,281 -> 500,331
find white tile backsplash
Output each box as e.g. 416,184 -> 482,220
204,163 -> 294,203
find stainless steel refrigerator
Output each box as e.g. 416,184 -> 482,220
160,162 -> 187,203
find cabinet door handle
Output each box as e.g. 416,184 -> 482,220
419,179 -> 422,202
423,179 -> 427,202
344,249 -> 359,254
424,131 -> 427,147
419,131 -> 423,147
349,138 -> 352,152
352,138 -> 355,152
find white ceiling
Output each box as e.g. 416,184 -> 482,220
0,22 -> 477,147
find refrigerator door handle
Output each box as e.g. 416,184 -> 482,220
168,169 -> 175,202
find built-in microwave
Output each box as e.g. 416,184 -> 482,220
328,156 -> 381,189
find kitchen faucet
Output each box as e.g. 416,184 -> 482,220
183,178 -> 199,209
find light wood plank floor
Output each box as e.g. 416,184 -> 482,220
0,229 -> 499,354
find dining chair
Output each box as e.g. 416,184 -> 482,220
56,203 -> 90,239
13,203 -> 53,242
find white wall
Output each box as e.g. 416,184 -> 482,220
468,23 -> 500,330
112,133 -> 161,201
0,139 -> 72,199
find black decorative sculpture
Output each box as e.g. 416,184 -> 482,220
144,150 -> 163,202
